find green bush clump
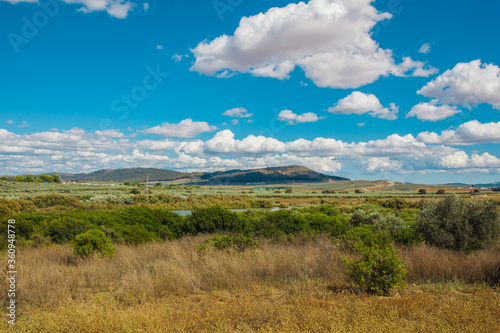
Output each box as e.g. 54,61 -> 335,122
118,225 -> 161,245
185,206 -> 245,235
349,210 -> 421,246
72,229 -> 116,258
196,235 -> 259,252
382,198 -> 410,210
32,194 -> 81,209
342,232 -> 406,296
414,195 -> 500,252
350,210 -> 406,234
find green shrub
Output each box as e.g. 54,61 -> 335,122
342,232 -> 406,295
130,188 -> 141,194
185,206 -> 245,235
414,195 -> 500,252
44,217 -> 93,244
196,235 -> 259,252
382,198 -> 410,210
72,229 -> 116,258
32,194 -> 81,209
118,225 -> 161,245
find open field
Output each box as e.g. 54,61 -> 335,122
2,237 -> 499,332
1,182 -> 499,331
1,181 -> 499,203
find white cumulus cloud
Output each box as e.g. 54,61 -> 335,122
139,119 -> 217,138
190,0 -> 437,89
417,120 -> 500,145
406,103 -> 461,121
222,107 -> 253,118
418,60 -> 500,110
278,110 -> 323,125
328,91 -> 398,120
2,0 -> 136,19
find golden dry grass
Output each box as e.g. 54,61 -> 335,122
2,236 -> 500,332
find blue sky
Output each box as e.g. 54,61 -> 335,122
1,0 -> 500,184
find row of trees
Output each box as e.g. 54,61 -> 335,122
1,174 -> 61,183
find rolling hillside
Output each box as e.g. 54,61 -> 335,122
65,165 -> 349,184
65,168 -> 190,183
200,165 -> 349,185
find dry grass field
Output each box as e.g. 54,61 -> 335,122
2,236 -> 499,332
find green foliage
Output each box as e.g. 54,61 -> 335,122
15,175 -> 27,182
436,189 -> 445,195
123,181 -> 132,186
26,174 -> 36,182
196,235 -> 259,252
32,194 -> 81,209
44,217 -> 93,244
349,210 -> 420,245
414,195 -> 500,252
118,225 -> 161,245
418,189 -> 427,195
72,229 -> 116,258
185,206 -> 245,235
382,198 -> 410,210
342,232 -> 406,295
52,174 -> 62,184
250,200 -> 273,208
285,189 -> 293,193
38,174 -> 55,183
130,188 -> 141,194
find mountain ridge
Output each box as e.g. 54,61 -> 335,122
63,165 -> 350,184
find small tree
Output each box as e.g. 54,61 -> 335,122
72,229 -> 116,258
26,174 -> 36,182
39,174 -> 54,183
342,232 -> 406,296
414,195 -> 500,252
52,174 -> 62,184
418,189 -> 427,195
285,188 -> 293,193
436,189 -> 445,195
15,175 -> 26,182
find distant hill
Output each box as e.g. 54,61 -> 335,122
200,165 -> 349,185
66,168 -> 190,183
473,182 -> 500,188
64,165 -> 349,184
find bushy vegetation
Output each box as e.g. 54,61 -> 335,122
342,232 -> 406,295
415,195 -> 500,252
2,173 -> 62,183
72,229 -> 116,258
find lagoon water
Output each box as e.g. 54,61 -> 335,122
171,207 -> 285,216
